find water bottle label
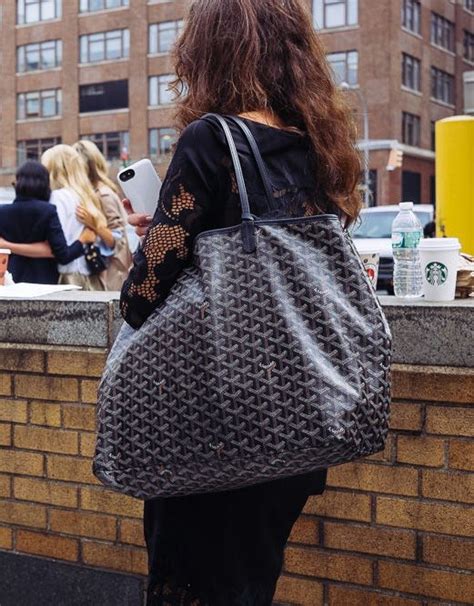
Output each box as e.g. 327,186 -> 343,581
392,231 -> 421,249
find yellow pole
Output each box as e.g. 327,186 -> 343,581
436,116 -> 474,254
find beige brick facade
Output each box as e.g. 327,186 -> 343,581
0,341 -> 473,604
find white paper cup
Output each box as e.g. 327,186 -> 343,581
358,251 -> 380,289
0,249 -> 11,287
419,238 -> 461,302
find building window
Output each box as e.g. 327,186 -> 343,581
313,0 -> 358,30
17,40 -> 62,73
431,13 -> 455,52
17,89 -> 62,120
17,0 -> 61,24
149,75 -> 175,107
402,112 -> 421,146
17,137 -> 61,164
79,80 -> 128,113
83,132 -> 129,161
402,53 -> 421,91
402,171 -> 421,204
402,0 -> 421,35
464,0 -> 474,13
149,20 -> 183,55
79,0 -> 129,12
326,50 -> 358,86
464,31 -> 474,62
80,30 -> 129,64
431,67 -> 454,104
149,128 -> 178,159
368,169 -> 377,207
431,120 -> 436,151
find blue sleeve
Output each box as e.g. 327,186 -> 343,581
46,207 -> 84,264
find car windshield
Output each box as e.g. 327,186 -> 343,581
352,211 -> 432,239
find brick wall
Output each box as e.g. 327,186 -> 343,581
0,346 -> 473,605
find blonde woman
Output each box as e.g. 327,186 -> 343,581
41,144 -> 114,290
73,140 -> 132,291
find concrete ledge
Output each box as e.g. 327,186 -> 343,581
380,296 -> 474,367
0,292 -> 472,367
0,292 -> 121,348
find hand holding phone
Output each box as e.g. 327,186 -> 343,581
118,159 -> 162,217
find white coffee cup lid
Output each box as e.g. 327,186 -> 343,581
399,202 -> 414,210
0,249 -> 11,254
419,238 -> 461,251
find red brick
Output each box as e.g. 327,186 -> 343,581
376,497 -> 474,537
328,462 -> 418,496
82,542 -> 147,575
324,521 -> 416,559
378,560 -> 474,603
284,546 -> 373,585
423,534 -> 474,571
304,490 -> 371,522
16,530 -> 79,562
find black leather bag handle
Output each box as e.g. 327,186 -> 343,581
226,116 -> 275,208
205,113 -> 257,253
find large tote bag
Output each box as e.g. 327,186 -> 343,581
94,115 -> 392,499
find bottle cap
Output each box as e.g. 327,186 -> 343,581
399,202 -> 414,211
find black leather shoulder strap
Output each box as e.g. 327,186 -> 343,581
226,116 -> 274,208
203,113 -> 257,252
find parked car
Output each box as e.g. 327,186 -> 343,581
351,204 -> 434,293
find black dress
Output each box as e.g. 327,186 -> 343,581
120,117 -> 330,606
0,196 -> 83,284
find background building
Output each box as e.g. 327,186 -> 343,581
0,0 -> 473,205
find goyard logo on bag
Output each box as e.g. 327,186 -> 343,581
425,262 -> 448,286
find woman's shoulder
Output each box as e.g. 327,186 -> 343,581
51,188 -> 79,205
177,116 -> 226,151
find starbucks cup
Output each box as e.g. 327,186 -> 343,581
419,238 -> 461,302
0,249 -> 11,286
358,251 -> 380,289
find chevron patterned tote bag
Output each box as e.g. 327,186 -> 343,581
94,115 -> 392,499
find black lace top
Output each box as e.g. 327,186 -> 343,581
120,116 -> 333,328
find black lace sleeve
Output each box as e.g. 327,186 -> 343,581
120,120 -> 223,329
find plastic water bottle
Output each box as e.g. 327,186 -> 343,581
392,202 -> 424,298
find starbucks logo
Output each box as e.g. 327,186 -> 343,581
425,262 -> 448,286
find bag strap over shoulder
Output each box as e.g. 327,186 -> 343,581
204,113 -> 257,253
226,116 -> 274,208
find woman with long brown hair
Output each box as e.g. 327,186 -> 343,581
120,0 -> 361,604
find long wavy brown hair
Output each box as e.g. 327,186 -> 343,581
172,0 -> 362,225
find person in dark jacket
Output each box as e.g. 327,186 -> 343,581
0,160 -> 95,284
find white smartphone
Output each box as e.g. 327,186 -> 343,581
118,159 -> 162,217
